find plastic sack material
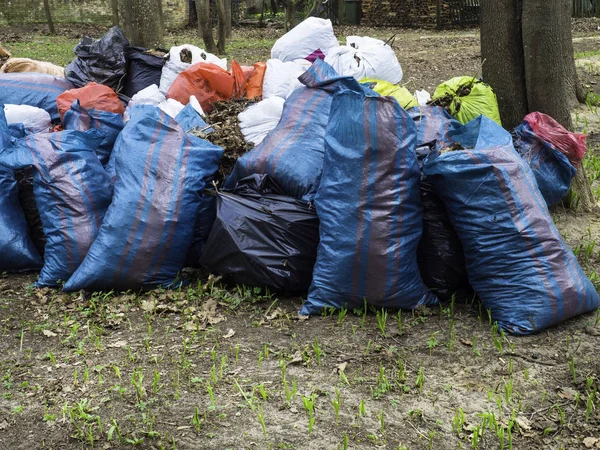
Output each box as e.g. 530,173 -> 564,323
262,59 -> 312,99
246,62 -> 266,99
423,116 -> 600,335
231,61 -> 266,99
0,125 -> 112,287
124,47 -> 165,98
0,164 -> 43,272
64,105 -> 224,292
65,26 -> 129,92
0,108 -> 43,272
0,73 -> 74,121
159,45 -> 227,95
512,122 -> 577,206
408,105 -> 462,149
4,104 -> 51,133
325,37 -> 403,85
174,103 -> 209,132
431,76 -> 502,126
415,89 -> 431,106
167,62 -> 234,112
524,112 -> 587,167
57,82 -> 125,121
360,78 -> 416,109
62,100 -> 125,166
301,90 -> 439,315
226,60 -> 370,201
238,97 -> 285,145
0,58 -> 65,77
185,193 -> 217,268
15,168 -> 46,257
201,174 -> 319,292
271,17 -> 339,62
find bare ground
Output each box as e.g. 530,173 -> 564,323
0,22 -> 599,450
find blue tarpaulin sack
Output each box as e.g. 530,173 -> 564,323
64,105 -> 224,291
62,100 -> 124,166
0,121 -> 112,286
0,109 -> 43,272
408,105 -> 462,149
512,122 -> 576,207
201,174 -> 320,292
225,59 -> 371,201
301,90 -> 439,315
423,116 -> 600,335
0,73 -> 74,122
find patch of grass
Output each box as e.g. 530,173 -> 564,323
4,37 -> 77,66
575,49 -> 600,59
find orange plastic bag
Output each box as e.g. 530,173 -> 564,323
57,82 -> 124,121
246,62 -> 266,99
231,60 -> 266,99
167,62 -> 234,113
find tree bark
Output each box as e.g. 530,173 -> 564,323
216,0 -> 227,54
224,0 -> 232,38
112,0 -> 120,27
282,0 -> 298,31
43,0 -> 56,35
481,0 -> 528,130
196,0 -> 216,53
337,0 -> 345,25
188,0 -> 198,27
123,0 -> 164,48
522,0 -> 575,129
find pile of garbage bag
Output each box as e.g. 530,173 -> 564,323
0,20 -> 598,336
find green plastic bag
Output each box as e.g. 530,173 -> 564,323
431,76 -> 502,126
360,78 -> 418,110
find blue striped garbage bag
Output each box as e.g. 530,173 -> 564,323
408,105 -> 462,150
0,118 -> 111,286
423,116 -> 600,335
0,108 -> 43,272
0,73 -> 74,121
225,59 -> 373,201
300,90 -> 439,315
62,100 -> 124,166
512,122 -> 576,207
64,105 -> 224,291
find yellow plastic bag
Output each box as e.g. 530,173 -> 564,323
360,78 -> 418,110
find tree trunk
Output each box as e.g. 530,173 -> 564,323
112,0 -> 120,27
123,0 -> 164,48
216,0 -> 227,54
188,0 -> 198,27
196,0 -> 216,53
337,0 -> 345,25
283,0 -> 298,31
224,0 -> 232,38
522,0 -> 575,129
481,0 -> 528,129
156,0 -> 166,33
43,0 -> 56,35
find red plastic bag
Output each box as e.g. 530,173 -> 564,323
524,112 -> 587,167
167,62 -> 234,113
57,82 -> 124,121
246,62 -> 266,99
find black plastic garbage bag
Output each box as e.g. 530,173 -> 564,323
65,26 -> 129,92
417,181 -> 470,300
201,174 -> 320,293
15,168 -> 46,258
124,47 -> 165,98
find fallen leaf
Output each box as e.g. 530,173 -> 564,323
266,307 -> 283,320
333,362 -> 347,374
107,340 -> 127,348
459,338 -> 472,347
0,420 -> 8,430
583,437 -> 599,448
141,299 -> 155,313
288,351 -> 304,365
585,326 -> 600,337
223,329 -> 235,339
297,314 -> 309,321
42,329 -> 57,338
515,415 -> 532,432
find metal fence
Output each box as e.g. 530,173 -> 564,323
572,0 -> 600,17
448,0 -> 480,26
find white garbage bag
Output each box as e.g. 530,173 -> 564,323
262,59 -> 312,99
271,17 -> 339,62
124,84 -> 185,121
324,36 -> 402,84
238,97 -> 285,145
159,44 -> 227,95
4,104 -> 51,133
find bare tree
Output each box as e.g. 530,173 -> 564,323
481,0 -> 596,211
196,0 -> 217,53
196,0 -> 231,55
43,0 -> 56,35
112,0 -> 120,26
281,0 -> 299,31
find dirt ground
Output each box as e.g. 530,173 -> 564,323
0,21 -> 600,450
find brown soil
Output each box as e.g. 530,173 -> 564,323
0,21 -> 599,450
